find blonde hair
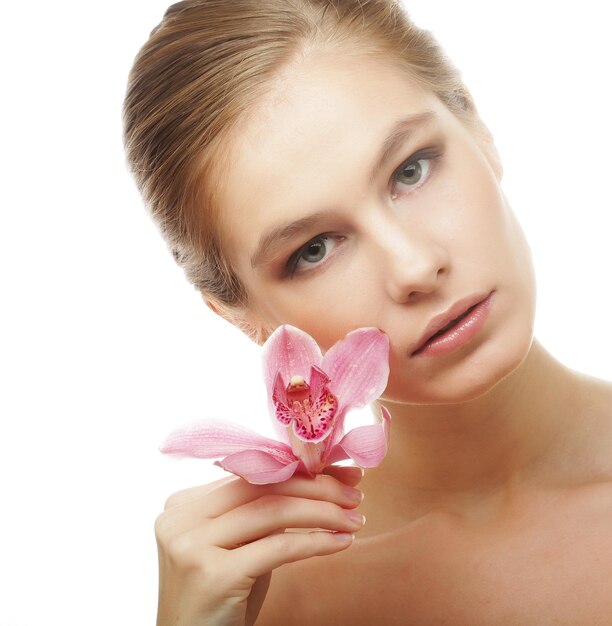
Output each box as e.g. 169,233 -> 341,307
123,0 -> 479,315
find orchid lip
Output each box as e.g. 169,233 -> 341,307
411,290 -> 495,356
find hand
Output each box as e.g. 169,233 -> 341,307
154,465 -> 365,626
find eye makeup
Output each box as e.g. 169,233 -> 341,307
390,148 -> 441,200
284,234 -> 346,277
282,145 -> 443,278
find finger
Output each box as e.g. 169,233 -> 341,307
165,467 -> 363,512
321,465 -> 364,487
160,471 -> 364,538
164,475 -> 237,510
233,529 -> 356,578
206,473 -> 364,518
205,494 -> 366,548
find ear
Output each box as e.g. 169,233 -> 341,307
473,120 -> 503,182
202,294 -> 272,346
204,298 -> 227,318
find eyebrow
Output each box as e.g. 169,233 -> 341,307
250,109 -> 439,269
250,210 -> 337,269
368,110 -> 438,184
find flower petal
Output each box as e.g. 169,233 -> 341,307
308,365 -> 329,402
262,325 -> 322,403
321,443 -> 351,466
328,405 -> 391,468
160,419 -> 294,464
322,328 -> 389,410
215,451 -> 301,484
272,372 -> 293,427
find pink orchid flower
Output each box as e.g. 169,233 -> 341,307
160,325 -> 391,484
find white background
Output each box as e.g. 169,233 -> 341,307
1,1 -> 610,624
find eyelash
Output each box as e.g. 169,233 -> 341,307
283,148 -> 441,277
391,148 -> 440,199
284,234 -> 344,277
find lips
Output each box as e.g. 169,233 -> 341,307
411,290 -> 494,355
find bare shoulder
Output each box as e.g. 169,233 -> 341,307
564,370 -> 612,477
572,368 -> 612,405
255,372 -> 612,625
255,544 -> 351,625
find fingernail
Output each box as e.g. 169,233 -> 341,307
342,466 -> 364,479
345,510 -> 366,526
342,485 -> 364,504
333,532 -> 355,544
349,466 -> 365,479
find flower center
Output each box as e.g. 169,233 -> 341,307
286,375 -> 310,403
284,374 -> 338,442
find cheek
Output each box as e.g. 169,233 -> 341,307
377,180 -> 537,403
449,170 -> 528,274
254,264 -> 378,352
458,180 -> 537,336
475,185 -> 536,299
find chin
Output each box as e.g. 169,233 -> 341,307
382,320 -> 534,406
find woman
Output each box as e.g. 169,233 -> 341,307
123,1 -> 612,623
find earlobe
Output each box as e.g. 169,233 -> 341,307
202,294 -> 236,324
204,298 -> 220,315
202,294 -> 271,345
477,124 -> 504,182
486,140 -> 504,182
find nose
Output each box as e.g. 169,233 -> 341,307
375,223 -> 450,304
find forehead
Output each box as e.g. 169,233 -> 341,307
216,51 -> 449,271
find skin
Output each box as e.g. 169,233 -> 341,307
158,48 -> 612,624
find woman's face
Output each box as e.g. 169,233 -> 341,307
215,50 -> 536,404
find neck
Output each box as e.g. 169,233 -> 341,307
368,339 -> 582,500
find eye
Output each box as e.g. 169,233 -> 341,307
391,150 -> 438,199
285,235 -> 342,276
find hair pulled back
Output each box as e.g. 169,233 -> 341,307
123,0 -> 478,312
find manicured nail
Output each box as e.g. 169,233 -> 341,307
345,510 -> 366,526
342,485 -> 364,504
349,466 -> 365,478
333,532 -> 355,544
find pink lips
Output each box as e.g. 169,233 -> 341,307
411,290 -> 495,357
